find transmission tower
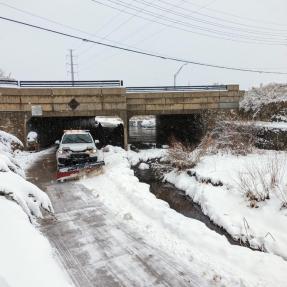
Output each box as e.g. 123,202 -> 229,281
66,49 -> 78,82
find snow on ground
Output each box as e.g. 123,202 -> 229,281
14,147 -> 54,171
165,150 -> 287,260
81,146 -> 287,287
129,116 -> 156,128
127,147 -> 168,166
138,162 -> 149,170
0,131 -> 72,287
240,83 -> 287,113
95,116 -> 123,127
0,197 -> 72,287
233,120 -> 287,131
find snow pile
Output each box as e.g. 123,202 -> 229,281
165,151 -> 287,259
138,162 -> 149,170
127,147 -> 168,166
129,116 -> 156,128
0,197 -> 72,287
140,118 -> 156,128
81,146 -> 287,287
0,130 -> 53,221
95,116 -> 123,127
240,83 -> 287,113
27,131 -> 38,143
14,148 -> 54,171
0,131 -> 71,287
0,130 -> 23,176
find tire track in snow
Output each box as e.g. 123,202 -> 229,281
40,181 -> 202,287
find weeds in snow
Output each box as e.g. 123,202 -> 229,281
168,135 -> 213,170
237,155 -> 287,208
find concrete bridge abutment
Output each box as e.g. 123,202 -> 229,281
0,111 -> 29,146
0,85 -> 244,149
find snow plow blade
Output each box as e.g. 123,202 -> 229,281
56,161 -> 105,181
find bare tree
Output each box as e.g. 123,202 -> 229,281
0,69 -> 14,80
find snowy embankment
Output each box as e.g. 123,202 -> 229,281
127,147 -> 168,166
165,150 -> 287,260
81,146 -> 287,287
0,130 -> 72,287
240,83 -> 287,113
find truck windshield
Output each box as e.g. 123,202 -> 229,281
62,134 -> 93,144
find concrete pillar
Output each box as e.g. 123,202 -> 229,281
119,112 -> 129,150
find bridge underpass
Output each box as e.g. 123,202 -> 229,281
27,116 -> 125,148
0,81 -> 244,148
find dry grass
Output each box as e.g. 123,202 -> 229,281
210,121 -> 256,155
237,155 -> 286,207
168,134 -> 213,170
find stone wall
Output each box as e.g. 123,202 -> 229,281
0,111 -> 28,144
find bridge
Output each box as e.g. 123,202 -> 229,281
0,81 -> 244,148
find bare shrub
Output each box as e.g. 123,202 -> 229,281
210,121 -> 256,155
168,134 -> 213,170
237,155 -> 286,207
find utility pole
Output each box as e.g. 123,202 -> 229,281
69,49 -> 75,83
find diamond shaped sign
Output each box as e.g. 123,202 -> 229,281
68,98 -> 80,110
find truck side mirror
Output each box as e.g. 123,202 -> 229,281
94,139 -> 100,144
55,140 -> 60,145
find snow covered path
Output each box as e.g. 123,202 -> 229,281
27,151 -> 202,287
41,182 -> 201,287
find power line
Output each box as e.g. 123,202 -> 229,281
130,0 -> 286,37
88,0 -> 287,45
0,15 -> 287,75
79,0 -> 187,70
174,0 -> 287,28
158,0 -> 287,32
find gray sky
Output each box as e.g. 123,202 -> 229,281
0,0 -> 287,89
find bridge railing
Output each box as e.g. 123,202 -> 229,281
19,80 -> 124,88
126,85 -> 228,93
0,80 -> 124,88
0,80 -> 19,87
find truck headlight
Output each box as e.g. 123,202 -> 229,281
58,149 -> 63,155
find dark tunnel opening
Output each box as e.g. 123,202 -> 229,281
156,114 -> 205,147
27,117 -> 124,148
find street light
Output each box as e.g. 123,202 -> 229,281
174,62 -> 188,87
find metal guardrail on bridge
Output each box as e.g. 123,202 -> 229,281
0,80 -> 123,88
126,85 -> 228,93
0,80 -> 228,92
19,80 -> 123,88
0,80 -> 19,86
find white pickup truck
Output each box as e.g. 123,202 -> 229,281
56,130 -> 104,181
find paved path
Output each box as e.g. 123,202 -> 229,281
28,152 -> 201,287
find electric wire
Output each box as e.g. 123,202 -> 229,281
88,0 -> 287,45
1,15 -> 286,75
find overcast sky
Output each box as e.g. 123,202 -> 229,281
0,0 -> 287,89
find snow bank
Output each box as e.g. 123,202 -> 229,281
138,162 -> 149,170
81,146 -> 287,287
0,131 -> 53,221
240,83 -> 287,113
27,131 -> 38,142
0,131 -> 71,287
127,148 -> 168,166
0,197 -> 72,287
14,148 -> 54,171
165,151 -> 287,259
95,116 -> 123,127
140,118 -> 156,128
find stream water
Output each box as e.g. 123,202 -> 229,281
133,161 -> 252,248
